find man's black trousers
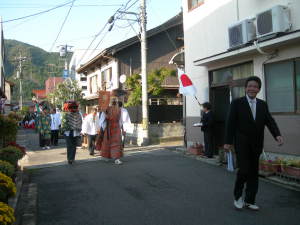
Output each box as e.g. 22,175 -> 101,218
234,147 -> 260,204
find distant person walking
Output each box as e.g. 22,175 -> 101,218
61,101 -> 82,164
37,106 -> 51,150
50,108 -> 61,146
224,76 -> 283,211
99,99 -> 123,165
118,101 -> 131,148
0,89 -> 7,114
81,107 -> 100,156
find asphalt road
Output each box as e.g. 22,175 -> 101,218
31,149 -> 300,225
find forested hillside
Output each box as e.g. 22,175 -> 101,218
4,39 -> 72,102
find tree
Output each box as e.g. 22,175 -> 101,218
124,67 -> 176,106
47,79 -> 86,107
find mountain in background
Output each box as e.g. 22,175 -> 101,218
4,39 -> 72,102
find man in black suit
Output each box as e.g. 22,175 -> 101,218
224,76 -> 283,211
201,102 -> 214,158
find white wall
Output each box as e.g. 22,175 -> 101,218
69,49 -> 101,97
183,0 -> 300,61
182,0 -> 300,117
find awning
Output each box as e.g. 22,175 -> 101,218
193,30 -> 300,67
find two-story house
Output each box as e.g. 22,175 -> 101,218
183,0 -> 300,157
76,13 -> 183,111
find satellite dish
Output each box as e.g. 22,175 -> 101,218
119,74 -> 127,83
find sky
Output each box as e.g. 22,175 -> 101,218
0,0 -> 182,53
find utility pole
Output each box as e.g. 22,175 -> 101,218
107,1 -> 149,145
15,54 -> 27,110
140,0 -> 149,144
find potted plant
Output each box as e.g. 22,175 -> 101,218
187,142 -> 204,155
259,159 -> 281,174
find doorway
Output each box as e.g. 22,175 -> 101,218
211,86 -> 230,152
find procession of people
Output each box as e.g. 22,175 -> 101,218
29,94 -> 131,166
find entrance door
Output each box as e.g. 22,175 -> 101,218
211,86 -> 230,151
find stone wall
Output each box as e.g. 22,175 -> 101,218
125,122 -> 184,146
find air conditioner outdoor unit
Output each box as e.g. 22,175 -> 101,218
256,5 -> 291,39
228,19 -> 256,49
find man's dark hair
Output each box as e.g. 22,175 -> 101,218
245,76 -> 262,89
118,101 -> 123,107
202,102 -> 211,110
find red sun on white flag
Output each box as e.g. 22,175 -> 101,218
178,73 -> 197,96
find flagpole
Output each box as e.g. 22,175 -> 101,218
194,96 -> 202,107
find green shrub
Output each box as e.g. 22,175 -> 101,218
7,112 -> 23,122
0,172 -> 16,203
0,115 -> 18,148
0,146 -> 24,167
0,202 -> 15,225
0,161 -> 15,178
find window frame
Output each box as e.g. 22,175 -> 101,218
264,58 -> 300,115
89,74 -> 98,94
209,61 -> 254,103
188,0 -> 204,11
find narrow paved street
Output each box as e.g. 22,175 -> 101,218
29,149 -> 300,225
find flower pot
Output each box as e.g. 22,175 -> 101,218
259,162 -> 281,173
187,146 -> 203,155
282,165 -> 300,177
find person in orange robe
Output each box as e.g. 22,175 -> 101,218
99,99 -> 124,165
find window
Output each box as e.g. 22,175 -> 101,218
296,59 -> 300,112
188,0 -> 204,11
212,62 -> 253,85
80,77 -> 87,81
89,75 -> 98,94
82,86 -> 87,90
101,68 -> 112,90
265,59 -> 300,113
210,62 -> 253,103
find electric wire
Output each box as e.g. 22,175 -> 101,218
87,0 -> 139,57
148,3 -> 179,51
0,4 -> 123,9
77,0 -> 138,65
1,0 -> 75,23
49,0 -> 76,52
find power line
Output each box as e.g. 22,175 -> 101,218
89,0 -> 140,53
49,0 -> 76,52
77,0 -> 137,65
1,0 -> 75,23
0,4 -> 123,9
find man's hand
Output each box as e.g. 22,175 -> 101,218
223,144 -> 233,152
276,136 -> 284,146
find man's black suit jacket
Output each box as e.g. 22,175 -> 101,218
225,96 -> 281,153
201,111 -> 214,132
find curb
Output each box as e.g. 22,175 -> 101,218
8,171 -> 23,210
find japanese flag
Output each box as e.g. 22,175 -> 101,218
178,71 -> 197,96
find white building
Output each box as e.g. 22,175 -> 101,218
68,49 -> 102,98
183,0 -> 300,156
